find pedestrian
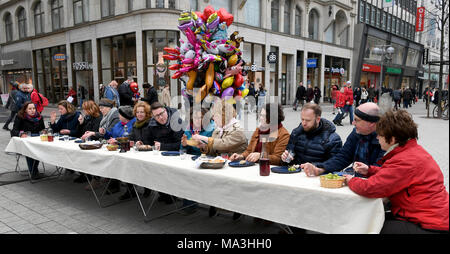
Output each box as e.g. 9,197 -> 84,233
313,86 -> 321,104
306,84 -> 314,103
343,81 -> 354,124
332,87 -> 346,126
402,87 -> 412,109
103,80 -> 120,107
293,82 -> 306,111
3,82 -> 20,131
256,84 -> 266,113
353,86 -> 361,107
66,87 -> 77,105
360,87 -> 368,104
141,82 -> 159,105
368,84 -> 376,102
118,77 -> 135,106
77,85 -> 87,108
161,84 -> 171,107
393,88 -> 402,110
30,84 -> 49,114
247,82 -> 256,113
331,84 -> 339,114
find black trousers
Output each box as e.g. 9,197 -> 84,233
381,213 -> 448,234
3,111 -> 17,128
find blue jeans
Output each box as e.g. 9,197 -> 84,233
25,157 -> 39,175
344,105 -> 354,124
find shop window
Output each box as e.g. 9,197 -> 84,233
295,6 -> 302,36
244,0 -> 261,27
17,7 -> 27,39
308,9 -> 319,40
51,0 -> 64,31
4,12 -> 13,42
382,12 -> 386,30
271,0 -> 279,32
74,0 -> 89,24
101,0 -> 115,17
34,2 -> 44,35
72,41 -> 94,103
284,0 -> 291,34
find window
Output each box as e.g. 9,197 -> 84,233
210,0 -> 232,11
324,22 -> 335,43
376,8 -> 381,28
17,7 -> 27,39
387,14 -> 391,32
146,0 -> 151,8
74,0 -> 89,24
370,5 -> 375,25
169,0 -> 176,9
4,13 -> 13,42
34,2 -> 44,35
295,7 -> 302,36
271,0 -> 279,32
284,0 -> 291,33
101,0 -> 115,17
244,0 -> 260,27
51,0 -> 64,30
382,12 -> 386,30
365,4 -> 370,23
308,9 -> 319,40
155,0 -> 164,8
359,1 -> 365,22
189,0 -> 198,11
128,0 -> 134,11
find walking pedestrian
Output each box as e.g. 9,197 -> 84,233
331,84 -> 339,114
313,86 -> 321,104
306,84 -> 314,103
3,82 -> 20,131
293,82 -> 306,111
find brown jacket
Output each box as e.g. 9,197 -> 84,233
241,126 -> 290,166
203,122 -> 248,156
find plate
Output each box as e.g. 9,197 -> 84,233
161,151 -> 180,156
271,166 -> 301,174
333,171 -> 353,177
228,161 -> 256,168
59,137 -> 77,141
79,143 -> 103,150
200,161 -> 226,169
74,139 -> 85,143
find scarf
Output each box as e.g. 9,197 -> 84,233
134,118 -> 151,129
217,118 -> 239,137
255,124 -> 283,153
25,112 -> 42,123
100,107 -> 118,129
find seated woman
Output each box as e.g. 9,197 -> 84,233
73,100 -> 103,183
345,110 -> 449,234
82,99 -> 120,141
10,101 -> 46,180
50,100 -> 81,137
192,100 -> 248,219
230,103 -> 290,165
121,101 -> 152,200
181,107 -> 215,156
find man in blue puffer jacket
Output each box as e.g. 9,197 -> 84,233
282,103 -> 342,166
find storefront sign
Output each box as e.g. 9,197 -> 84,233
267,52 -> 277,64
416,7 -> 425,32
307,58 -> 317,68
0,59 -> 14,66
243,64 -> 265,72
73,62 -> 93,71
325,67 -> 346,75
362,64 -> 381,73
386,67 -> 402,74
53,53 -> 67,61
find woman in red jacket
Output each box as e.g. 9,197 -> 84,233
345,110 -> 449,234
332,87 -> 346,126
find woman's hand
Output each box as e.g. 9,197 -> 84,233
99,128 -> 106,135
78,114 -> 84,125
344,175 -> 353,185
107,138 -> 117,145
353,162 -> 369,175
181,134 -> 188,147
50,111 -> 57,124
246,152 -> 261,163
136,141 -> 143,146
60,129 -> 70,135
229,153 -> 243,161
81,131 -> 94,140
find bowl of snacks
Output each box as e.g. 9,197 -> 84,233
106,144 -> 119,151
320,173 -> 345,188
200,158 -> 227,169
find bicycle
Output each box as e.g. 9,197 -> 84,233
432,99 -> 449,119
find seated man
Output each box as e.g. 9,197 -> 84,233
145,102 -> 184,204
281,103 -> 342,167
302,102 -> 385,177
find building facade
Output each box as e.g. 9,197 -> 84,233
1,0 -> 357,105
352,0 -> 424,92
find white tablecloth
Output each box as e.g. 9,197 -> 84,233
5,137 -> 385,234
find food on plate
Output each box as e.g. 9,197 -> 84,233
186,139 -> 199,146
137,145 -> 152,151
288,165 -> 299,172
106,144 -> 119,151
239,160 -> 247,165
209,158 -> 225,163
324,173 -> 343,180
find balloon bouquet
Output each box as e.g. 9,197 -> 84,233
163,5 -> 249,106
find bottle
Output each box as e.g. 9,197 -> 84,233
259,142 -> 270,176
120,125 -> 130,152
47,123 -> 54,142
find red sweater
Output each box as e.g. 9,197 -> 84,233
334,92 -> 346,108
344,87 -> 354,105
348,139 -> 449,231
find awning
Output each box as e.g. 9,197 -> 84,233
0,50 -> 32,71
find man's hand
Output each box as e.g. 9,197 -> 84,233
246,152 -> 261,163
60,129 -> 71,135
181,134 -> 187,147
353,162 -> 369,175
300,163 -> 325,177
229,153 -> 243,161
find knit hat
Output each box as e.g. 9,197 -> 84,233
118,106 -> 134,120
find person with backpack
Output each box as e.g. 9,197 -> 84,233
118,77 -> 135,106
3,82 -> 20,131
393,88 -> 402,111
30,84 -> 49,114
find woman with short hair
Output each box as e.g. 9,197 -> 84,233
346,110 -> 449,234
50,100 -> 81,136
82,98 -> 120,140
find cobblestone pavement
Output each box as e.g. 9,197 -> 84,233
0,100 -> 448,234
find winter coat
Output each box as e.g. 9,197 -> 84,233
104,118 -> 136,139
241,126 -> 290,166
393,90 -> 402,101
296,86 -> 306,100
306,88 -> 314,101
118,81 -> 134,106
30,89 -> 48,113
50,112 -> 81,137
335,92 -> 346,108
145,107 -> 184,151
141,86 -> 159,106
285,119 -> 342,165
403,89 -> 413,101
15,90 -> 31,111
129,118 -> 151,143
182,121 -> 215,156
348,139 -> 449,231
344,87 -> 354,105
5,89 -> 19,112
368,87 -> 376,99
361,90 -> 369,100
315,128 -> 385,174
76,114 -> 102,138
203,120 -> 248,156
103,86 -> 120,107
10,114 -> 45,137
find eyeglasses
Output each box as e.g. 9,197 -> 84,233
154,110 -> 166,119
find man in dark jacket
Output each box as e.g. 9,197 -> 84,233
141,83 -> 159,105
293,82 -> 306,111
118,77 -> 135,106
302,102 -> 385,177
402,87 -> 413,109
3,82 -> 19,131
281,103 -> 342,165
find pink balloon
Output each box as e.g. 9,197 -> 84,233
221,87 -> 234,99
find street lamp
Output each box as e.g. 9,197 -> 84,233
372,45 -> 395,96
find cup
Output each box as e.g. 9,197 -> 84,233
26,131 -> 32,138
180,149 -> 187,160
63,135 -> 69,142
152,145 -> 160,155
283,149 -> 295,163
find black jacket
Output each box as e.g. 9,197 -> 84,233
142,86 -> 158,106
129,119 -> 151,143
118,81 -> 134,106
76,115 -> 102,138
144,107 -> 184,151
295,86 -> 306,100
11,115 -> 46,137
285,119 -> 342,165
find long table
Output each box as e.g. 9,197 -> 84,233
5,136 -> 385,234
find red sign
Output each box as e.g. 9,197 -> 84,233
362,64 -> 381,73
416,7 -> 425,32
